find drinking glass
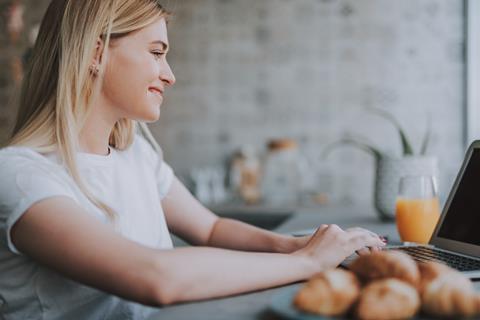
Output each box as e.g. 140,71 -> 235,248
395,175 -> 440,244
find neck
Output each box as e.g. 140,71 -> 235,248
79,97 -> 119,156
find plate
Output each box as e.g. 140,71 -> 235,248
269,287 -> 442,320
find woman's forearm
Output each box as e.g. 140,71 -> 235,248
205,218 -> 306,253
153,246 -> 315,305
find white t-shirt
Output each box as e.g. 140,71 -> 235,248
0,134 -> 174,319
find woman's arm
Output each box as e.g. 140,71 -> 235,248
206,217 -> 309,253
162,177 -> 309,253
11,196 -> 384,306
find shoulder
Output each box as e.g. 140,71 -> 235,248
0,146 -> 47,163
0,146 -> 75,229
130,134 -> 155,152
0,146 -> 70,194
127,134 -> 163,165
130,134 -> 160,155
0,146 -> 57,174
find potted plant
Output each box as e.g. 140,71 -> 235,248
324,108 -> 438,221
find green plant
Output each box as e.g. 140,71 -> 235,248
323,107 -> 431,160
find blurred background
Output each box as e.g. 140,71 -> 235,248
0,0 -> 472,214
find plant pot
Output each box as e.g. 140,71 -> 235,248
374,156 -> 438,221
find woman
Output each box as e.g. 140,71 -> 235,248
0,0 -> 385,319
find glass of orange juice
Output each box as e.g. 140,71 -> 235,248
395,175 -> 440,244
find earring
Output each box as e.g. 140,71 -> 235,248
89,64 -> 99,76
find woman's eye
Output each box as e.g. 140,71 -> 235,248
152,51 -> 165,59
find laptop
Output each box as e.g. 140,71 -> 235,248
384,140 -> 480,278
294,141 -> 480,278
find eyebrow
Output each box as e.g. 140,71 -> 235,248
151,40 -> 169,51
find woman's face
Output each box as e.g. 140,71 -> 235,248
100,17 -> 175,122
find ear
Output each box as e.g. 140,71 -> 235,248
91,37 -> 105,67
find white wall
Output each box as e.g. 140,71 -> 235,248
153,0 -> 465,205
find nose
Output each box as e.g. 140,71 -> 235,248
160,59 -> 175,86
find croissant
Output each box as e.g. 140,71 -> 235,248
355,278 -> 420,320
419,261 -> 480,317
349,250 -> 420,287
293,268 -> 360,316
417,260 -> 452,291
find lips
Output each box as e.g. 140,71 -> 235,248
148,87 -> 164,96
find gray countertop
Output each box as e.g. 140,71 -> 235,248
148,206 -> 480,320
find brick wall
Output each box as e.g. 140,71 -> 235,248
155,0 -> 465,204
0,0 -> 466,205
0,0 -> 51,144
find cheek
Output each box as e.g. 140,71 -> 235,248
101,56 -> 160,120
103,66 -> 135,100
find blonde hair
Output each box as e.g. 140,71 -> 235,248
9,0 -> 171,221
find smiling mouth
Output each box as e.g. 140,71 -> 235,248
148,88 -> 164,96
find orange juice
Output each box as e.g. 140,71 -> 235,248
395,197 -> 440,244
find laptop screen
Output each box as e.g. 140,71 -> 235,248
437,148 -> 480,245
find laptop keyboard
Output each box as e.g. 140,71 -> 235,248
391,246 -> 480,271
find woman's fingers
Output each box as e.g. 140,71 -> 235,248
355,247 -> 370,255
346,229 -> 386,253
312,225 -> 384,250
356,245 -> 383,255
345,227 -> 383,240
309,224 -> 338,241
306,224 -> 385,261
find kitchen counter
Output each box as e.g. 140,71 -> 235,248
148,205 -> 480,320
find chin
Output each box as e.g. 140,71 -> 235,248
140,106 -> 161,123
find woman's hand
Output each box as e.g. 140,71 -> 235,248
292,224 -> 386,274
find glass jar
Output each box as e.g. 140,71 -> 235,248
261,139 -> 300,207
229,145 -> 261,204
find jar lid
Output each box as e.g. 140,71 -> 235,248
267,139 -> 297,151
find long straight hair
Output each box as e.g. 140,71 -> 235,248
9,0 -> 171,221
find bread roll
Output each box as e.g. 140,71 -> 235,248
293,268 -> 360,316
417,260 -> 452,292
349,250 -> 420,287
355,278 -> 420,320
419,261 -> 479,317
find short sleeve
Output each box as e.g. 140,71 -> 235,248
156,160 -> 174,198
133,135 -> 175,199
0,148 -> 75,254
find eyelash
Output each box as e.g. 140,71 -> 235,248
151,51 -> 165,59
